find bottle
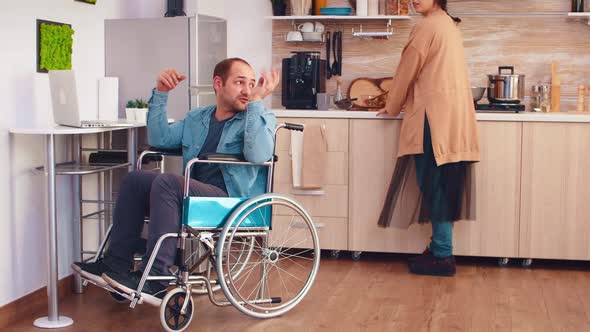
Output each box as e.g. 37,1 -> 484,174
334,79 -> 343,102
572,0 -> 585,12
314,0 -> 326,15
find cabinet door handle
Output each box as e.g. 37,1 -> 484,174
290,189 -> 325,196
292,221 -> 325,229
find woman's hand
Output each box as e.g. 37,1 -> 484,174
376,107 -> 389,116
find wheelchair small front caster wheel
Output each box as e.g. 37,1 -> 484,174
330,250 -> 340,259
160,288 -> 194,332
521,258 -> 533,268
498,258 -> 509,267
109,291 -> 127,303
351,251 -> 362,261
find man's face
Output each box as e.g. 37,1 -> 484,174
215,62 -> 256,112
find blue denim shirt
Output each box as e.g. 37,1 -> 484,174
146,89 -> 277,197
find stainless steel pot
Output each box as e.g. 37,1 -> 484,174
487,66 -> 525,104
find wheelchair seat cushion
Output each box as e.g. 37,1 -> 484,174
182,196 -> 271,229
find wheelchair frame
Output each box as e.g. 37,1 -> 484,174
81,123 -> 321,332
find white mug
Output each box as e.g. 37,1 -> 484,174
286,31 -> 303,41
314,22 -> 325,33
297,22 -> 314,33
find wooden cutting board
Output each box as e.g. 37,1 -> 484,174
347,77 -> 393,109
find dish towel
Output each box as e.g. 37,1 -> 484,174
290,124 -> 328,189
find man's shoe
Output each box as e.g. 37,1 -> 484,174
409,254 -> 456,277
71,259 -> 113,286
102,270 -> 167,306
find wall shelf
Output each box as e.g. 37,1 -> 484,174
265,15 -> 411,20
568,12 -> 590,25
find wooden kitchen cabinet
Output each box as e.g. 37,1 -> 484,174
273,117 -> 349,250
349,119 -> 431,253
452,121 -> 521,257
519,122 -> 590,260
348,120 -> 522,257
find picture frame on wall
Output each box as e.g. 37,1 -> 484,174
74,0 -> 97,4
36,19 -> 74,73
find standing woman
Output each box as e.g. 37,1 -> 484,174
376,0 -> 480,276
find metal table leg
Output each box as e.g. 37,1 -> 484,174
72,135 -> 83,294
34,134 -> 74,328
127,127 -> 137,171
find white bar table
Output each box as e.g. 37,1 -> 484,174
8,124 -> 142,328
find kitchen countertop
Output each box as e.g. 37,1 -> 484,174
272,109 -> 590,123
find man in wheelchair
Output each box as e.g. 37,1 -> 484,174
72,58 -> 279,306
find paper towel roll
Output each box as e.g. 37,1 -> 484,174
357,0 -> 368,16
368,0 -> 379,15
98,77 -> 118,121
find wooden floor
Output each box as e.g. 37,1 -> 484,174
5,253 -> 590,332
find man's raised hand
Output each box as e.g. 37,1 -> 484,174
156,69 -> 187,92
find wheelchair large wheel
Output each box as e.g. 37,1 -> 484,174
189,236 -> 255,295
216,193 -> 320,319
160,288 -> 194,332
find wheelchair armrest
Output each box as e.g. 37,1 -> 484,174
142,147 -> 183,156
138,147 -> 183,166
200,153 -> 245,162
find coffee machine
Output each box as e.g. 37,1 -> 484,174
281,51 -> 326,109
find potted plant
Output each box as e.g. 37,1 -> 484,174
270,0 -> 287,16
125,98 -> 148,124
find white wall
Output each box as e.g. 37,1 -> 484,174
0,0 -> 272,306
0,0 -> 166,307
224,0 -> 273,94
192,0 -> 273,92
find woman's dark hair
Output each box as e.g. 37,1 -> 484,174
435,0 -> 462,23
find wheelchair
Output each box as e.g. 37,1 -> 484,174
81,122 -> 320,332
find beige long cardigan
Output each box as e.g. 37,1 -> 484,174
384,10 -> 480,165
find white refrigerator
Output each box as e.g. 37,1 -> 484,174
105,15 -> 227,121
105,15 -> 226,176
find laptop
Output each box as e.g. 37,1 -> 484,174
49,70 -> 135,128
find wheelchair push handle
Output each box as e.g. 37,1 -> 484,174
283,123 -> 304,132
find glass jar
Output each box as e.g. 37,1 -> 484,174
540,86 -> 551,113
531,84 -> 549,112
531,85 -> 542,110
386,0 -> 399,15
396,0 -> 409,15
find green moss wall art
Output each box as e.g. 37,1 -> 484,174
36,19 -> 74,73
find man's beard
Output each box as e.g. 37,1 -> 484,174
230,97 -> 248,112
